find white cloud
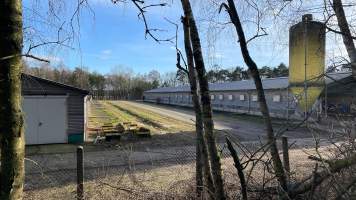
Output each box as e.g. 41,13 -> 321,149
99,49 -> 112,60
208,52 -> 225,59
101,49 -> 112,55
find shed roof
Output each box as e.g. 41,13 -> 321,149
22,73 -> 90,95
144,72 -> 352,93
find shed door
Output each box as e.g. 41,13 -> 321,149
23,96 -> 67,145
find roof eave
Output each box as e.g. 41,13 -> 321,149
22,73 -> 90,95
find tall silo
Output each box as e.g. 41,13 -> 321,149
289,14 -> 325,113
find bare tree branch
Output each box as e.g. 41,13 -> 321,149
112,0 -> 174,43
220,0 -> 288,193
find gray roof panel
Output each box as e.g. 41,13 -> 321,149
144,72 -> 352,93
145,77 -> 289,93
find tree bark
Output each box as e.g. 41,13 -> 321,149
226,137 -> 247,200
289,152 -> 356,197
0,1 -> 25,199
180,0 -> 226,199
223,0 -> 288,192
181,16 -> 215,198
332,0 -> 356,78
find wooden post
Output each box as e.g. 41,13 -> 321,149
77,146 -> 84,200
282,137 -> 290,176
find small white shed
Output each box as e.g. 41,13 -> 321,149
22,74 -> 89,145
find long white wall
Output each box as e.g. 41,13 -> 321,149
143,89 -> 297,119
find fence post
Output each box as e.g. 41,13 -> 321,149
351,122 -> 356,139
77,146 -> 84,200
282,137 -> 290,177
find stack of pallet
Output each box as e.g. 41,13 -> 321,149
98,122 -> 151,141
102,123 -> 122,141
88,102 -> 151,141
122,122 -> 151,137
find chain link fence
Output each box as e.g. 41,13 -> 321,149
23,134 -> 325,200
24,143 -> 242,200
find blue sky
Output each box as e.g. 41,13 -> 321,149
23,0 -> 346,75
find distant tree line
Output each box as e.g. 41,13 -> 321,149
23,62 -> 160,100
206,63 -> 288,83
23,62 -> 288,99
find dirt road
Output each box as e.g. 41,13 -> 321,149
120,101 -> 312,141
118,101 -> 229,130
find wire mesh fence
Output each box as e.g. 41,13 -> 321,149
23,143 -> 241,200
23,135 -> 327,200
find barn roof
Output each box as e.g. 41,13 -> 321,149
144,72 -> 352,93
22,73 -> 90,95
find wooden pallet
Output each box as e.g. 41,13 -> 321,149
102,123 -> 122,141
90,121 -> 151,142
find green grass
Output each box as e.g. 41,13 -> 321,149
102,102 -> 136,123
107,101 -> 165,129
110,101 -> 194,132
89,101 -> 194,135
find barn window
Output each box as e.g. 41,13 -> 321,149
219,94 -> 224,100
252,95 -> 258,102
211,95 -> 215,100
273,95 -> 281,102
228,94 -> 233,100
239,94 -> 245,101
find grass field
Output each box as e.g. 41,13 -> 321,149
87,101 -> 194,140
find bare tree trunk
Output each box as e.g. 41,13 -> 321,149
290,152 -> 356,197
0,1 -> 25,200
222,0 -> 288,192
181,16 -> 215,198
226,137 -> 247,200
180,0 -> 226,199
332,0 -> 356,79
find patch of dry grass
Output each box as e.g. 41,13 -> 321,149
24,147 -> 319,200
24,162 -> 196,200
88,100 -> 194,136
109,101 -> 194,133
